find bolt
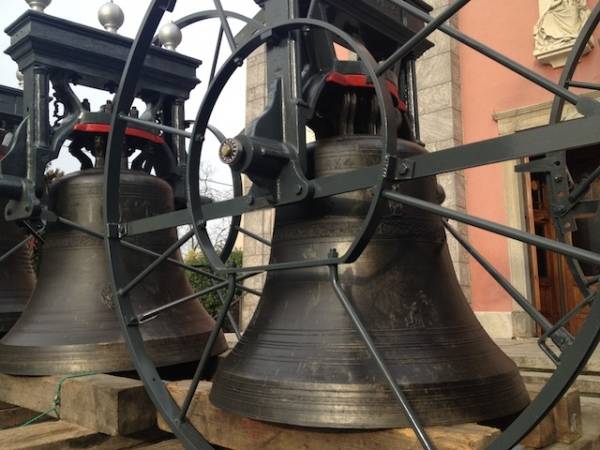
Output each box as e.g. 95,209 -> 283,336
220,141 -> 234,159
295,184 -> 303,195
554,176 -> 563,183
397,162 -> 410,176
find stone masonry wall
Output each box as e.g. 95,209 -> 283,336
240,4 -> 473,328
416,0 -> 471,300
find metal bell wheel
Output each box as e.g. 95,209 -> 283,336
0,0 -> 600,450
106,0 -> 600,449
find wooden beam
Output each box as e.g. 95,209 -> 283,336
0,421 -> 172,450
136,440 -> 185,450
0,373 -> 156,435
0,406 -> 44,429
0,421 -> 96,450
159,381 -> 500,450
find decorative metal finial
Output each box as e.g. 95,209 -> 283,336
25,0 -> 51,12
158,22 -> 182,51
98,1 -> 124,33
16,71 -> 24,88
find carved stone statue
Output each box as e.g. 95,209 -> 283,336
534,0 -> 593,67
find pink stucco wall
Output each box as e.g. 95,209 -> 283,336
458,0 -> 600,312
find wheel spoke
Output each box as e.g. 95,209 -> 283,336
213,0 -> 237,52
234,225 -> 271,246
118,229 -> 195,297
21,220 -> 45,243
443,221 -> 573,351
179,274 -> 237,420
383,190 -> 600,267
377,0 -> 471,76
541,292 -> 596,345
569,163 -> 600,204
391,0 -> 581,107
209,27 -> 225,83
50,213 -> 257,295
118,114 -> 192,138
0,235 -> 33,264
537,291 -> 596,365
133,274 -> 241,324
567,80 -> 600,91
329,255 -> 435,450
307,0 -> 320,18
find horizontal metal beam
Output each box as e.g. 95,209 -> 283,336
396,117 -> 600,179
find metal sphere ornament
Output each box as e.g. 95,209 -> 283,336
16,71 -> 24,88
25,0 -> 51,12
158,22 -> 182,51
98,1 -> 124,33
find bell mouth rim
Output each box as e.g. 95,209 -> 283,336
0,331 -> 227,376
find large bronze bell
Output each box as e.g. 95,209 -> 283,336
0,165 -> 227,375
210,136 -> 529,428
0,200 -> 36,336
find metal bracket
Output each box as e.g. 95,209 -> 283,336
384,154 -> 415,180
4,177 -> 39,221
106,222 -> 123,239
515,154 -> 575,233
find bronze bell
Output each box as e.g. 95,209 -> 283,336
0,166 -> 227,375
210,136 -> 530,428
0,200 -> 36,336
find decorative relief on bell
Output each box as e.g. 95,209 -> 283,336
158,22 -> 183,51
534,0 -> 594,68
98,1 -> 125,33
25,0 -> 51,12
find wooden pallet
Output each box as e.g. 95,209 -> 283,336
0,371 -> 590,450
158,381 -> 501,450
0,373 -> 174,449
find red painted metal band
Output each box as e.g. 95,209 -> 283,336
324,72 -> 407,111
73,123 -> 165,144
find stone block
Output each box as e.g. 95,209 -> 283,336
553,388 -> 583,444
475,311 -> 514,339
418,83 -> 453,115
521,411 -> 557,448
416,52 -> 453,90
419,108 -> 460,144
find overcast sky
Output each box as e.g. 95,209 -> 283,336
0,0 -> 260,181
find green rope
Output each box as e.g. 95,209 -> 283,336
17,371 -> 97,428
